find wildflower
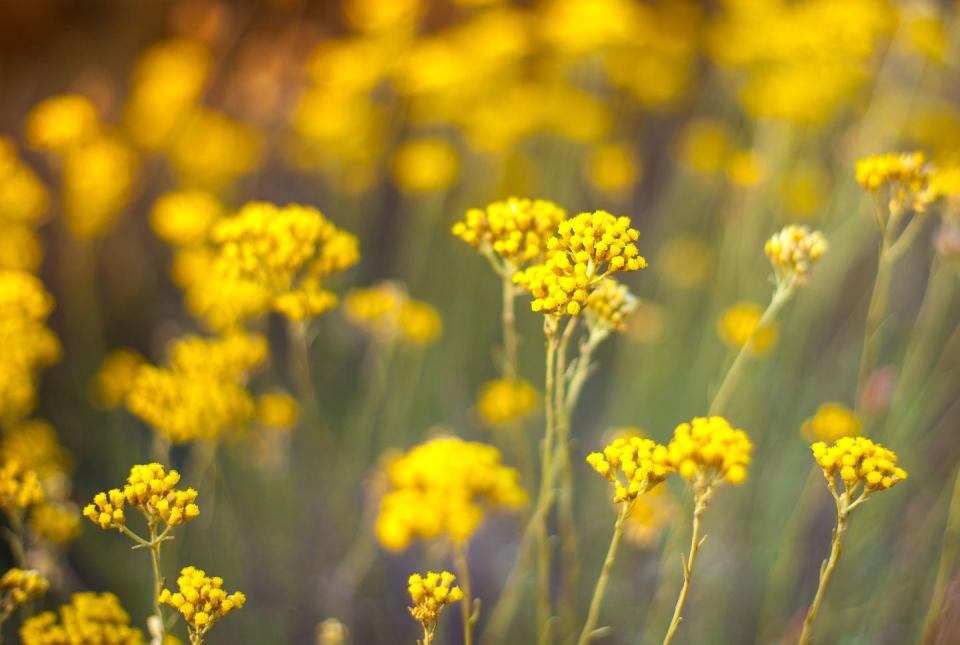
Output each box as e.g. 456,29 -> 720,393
29,503 -> 82,545
375,437 -> 526,550
345,283 -> 442,346
398,300 -> 443,346
780,164 -> 828,218
256,391 -> 300,431
92,350 -> 146,409
21,592 -> 145,645
0,419 -> 72,481
656,237 -> 714,291
24,94 -> 99,152
61,132 -> 138,239
0,138 -> 49,225
390,138 -> 459,193
476,379 -> 538,427
452,197 -> 567,271
407,571 -> 463,643
585,278 -> 637,334
514,211 -> 646,316
764,225 -> 828,286
667,416 -> 752,487
584,143 -> 640,195
149,190 -> 223,247
586,436 -> 672,504
725,150 -> 764,187
802,403 -> 861,442
167,108 -> 262,191
855,151 -> 937,215
717,302 -> 777,355
0,568 -> 48,610
83,463 -> 200,531
159,566 -> 245,640
677,119 -> 732,175
0,460 -> 44,511
624,483 -> 676,549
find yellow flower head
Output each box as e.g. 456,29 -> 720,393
764,225 -> 828,286
24,94 -> 99,153
21,592 -> 145,645
452,197 -> 567,270
812,437 -> 906,494
375,437 -> 527,550
407,571 -> 463,628
398,300 -> 443,346
802,402 -> 861,442
345,283 -> 441,346
514,211 -> 646,317
256,391 -> 300,431
84,463 -> 200,530
159,566 -> 246,634
390,138 -> 459,193
585,278 -> 637,333
0,568 -> 48,609
656,236 -> 714,291
667,416 -> 752,486
0,419 -> 71,481
62,132 -> 138,239
0,138 -> 49,225
476,378 -> 538,427
585,143 -> 640,194
855,151 -> 937,215
149,190 -> 224,247
586,436 -> 672,504
624,483 -> 676,549
167,108 -> 261,191
0,460 -> 44,511
29,503 -> 82,545
717,302 -> 777,354
92,350 -> 147,410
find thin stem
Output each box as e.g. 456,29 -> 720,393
502,271 -> 519,380
288,320 -> 320,425
663,485 -> 712,645
555,318 -> 580,637
798,489 -> 850,645
577,502 -> 630,645
2,512 -> 26,569
421,622 -> 434,645
454,543 -> 476,645
537,318 -> 560,645
147,521 -> 166,644
709,283 -> 794,416
919,467 -> 960,644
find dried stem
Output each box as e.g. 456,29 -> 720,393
663,484 -> 712,645
577,502 -> 630,645
454,543 -> 476,645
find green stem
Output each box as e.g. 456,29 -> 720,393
147,521 -> 166,643
555,318 -> 580,638
502,271 -> 519,380
577,502 -> 629,645
455,543 -> 476,645
919,467 -> 960,644
663,485 -> 712,645
537,318 -> 560,645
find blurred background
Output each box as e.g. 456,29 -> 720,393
1,0 -> 960,643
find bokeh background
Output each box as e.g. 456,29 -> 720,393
1,0 -> 960,643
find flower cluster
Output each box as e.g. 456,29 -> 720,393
0,138 -> 48,272
585,278 -> 638,333
344,283 -> 443,346
20,592 -> 144,645
29,503 -> 83,545
390,138 -> 459,193
92,350 -> 146,410
149,189 -> 224,248
666,416 -> 752,486
256,391 -> 300,431
407,571 -> 463,627
125,332 -> 266,443
159,566 -> 246,635
375,437 -> 527,550
0,419 -> 72,482
802,403 -> 861,442
764,225 -> 828,286
586,436 -> 672,503
855,151 -> 938,214
515,211 -> 646,316
452,197 -> 567,269
24,94 -> 99,153
83,463 -> 199,531
717,302 -> 778,354
0,568 -> 49,610
812,437 -> 907,493
624,484 -> 676,549
476,378 -> 539,427
0,460 -> 45,511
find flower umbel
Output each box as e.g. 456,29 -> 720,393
764,225 -> 828,287
667,416 -> 752,486
586,436 -> 672,504
407,570 -> 463,642
159,566 -> 246,642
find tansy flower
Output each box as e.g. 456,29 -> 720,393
159,566 -> 245,641
0,419 -> 72,481
717,302 -> 777,354
345,283 -> 442,347
21,592 -> 145,645
586,436 -> 672,504
407,571 -> 463,642
0,568 -> 48,611
61,132 -> 138,239
476,378 -> 538,427
666,416 -> 752,486
167,108 -> 262,192
764,225 -> 828,286
398,300 -> 443,346
802,403 -> 861,442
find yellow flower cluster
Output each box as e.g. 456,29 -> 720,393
0,138 -> 48,272
344,283 -> 443,346
585,278 -> 638,333
585,143 -> 640,194
92,350 -> 147,410
407,571 -> 463,626
452,197 -> 567,269
187,202 -> 360,327
717,302 -> 778,354
24,94 -> 99,153
0,271 -> 61,427
83,463 -> 200,531
802,403 -> 861,443
29,503 -> 82,546
21,592 -> 145,645
376,437 -> 527,550
0,460 -> 45,511
765,225 -> 828,286
514,211 -> 646,316
149,189 -> 224,248
390,138 -> 459,193
256,391 -> 300,431
61,132 -> 138,239
586,436 -> 672,503
0,568 -> 49,608
812,437 -> 907,493
476,378 -> 538,427
159,566 -> 246,634
624,484 -> 676,549
167,108 -> 261,192
856,151 -> 938,215
0,419 -> 72,481
666,416 -> 752,486
125,332 -> 266,443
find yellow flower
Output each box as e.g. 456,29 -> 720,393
779,164 -> 828,218
725,150 -> 764,187
624,483 -> 676,549
83,463 -> 200,531
24,94 -> 99,153
677,119 -> 732,175
149,190 -> 223,247
345,283 -> 441,346
159,566 -> 245,635
256,391 -> 300,431
585,278 -> 637,333
398,300 -> 442,346
585,143 -> 640,194
666,416 -> 752,486
61,132 -> 138,239
717,302 -> 777,354
586,435 -> 672,504
452,197 -> 567,270
514,211 -> 647,317
476,378 -> 538,427
0,419 -> 71,480
656,236 -> 713,291
407,570 -> 463,630
375,437 -> 526,550
92,350 -> 147,410
0,138 -> 49,225
344,0 -> 422,34
764,225 -> 828,286
21,592 -> 145,645
855,151 -> 937,215
802,402 -> 861,443
29,503 -> 82,545
0,225 -> 44,272
0,460 -> 44,511
390,138 -> 459,193
812,437 -> 906,493
0,568 -> 48,609
167,108 -> 261,191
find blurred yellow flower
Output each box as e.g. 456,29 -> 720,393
725,150 -> 764,187
390,138 -> 459,193
21,592 -> 145,645
0,568 -> 48,610
780,164 -> 828,218
624,483 -> 676,549
585,143 -> 640,194
93,349 -> 147,410
149,190 -> 223,247
717,302 -> 777,355
62,132 -> 139,239
656,236 -> 713,290
678,119 -> 732,175
476,378 -> 538,427
168,109 -> 262,191
256,391 -> 300,431
29,503 -> 82,546
802,402 -> 861,443
25,94 -> 99,153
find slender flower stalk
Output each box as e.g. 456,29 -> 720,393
919,467 -> 960,644
577,502 -> 629,645
454,544 -> 476,645
555,317 -> 580,634
537,316 -> 560,645
663,484 -> 712,645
